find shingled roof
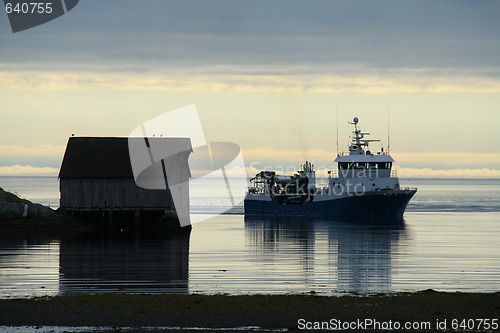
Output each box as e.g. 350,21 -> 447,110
59,137 -> 134,178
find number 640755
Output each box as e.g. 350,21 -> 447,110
5,2 -> 53,14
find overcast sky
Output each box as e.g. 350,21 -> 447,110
2,0 -> 499,76
1,0 -> 499,177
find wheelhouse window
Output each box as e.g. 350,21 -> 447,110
338,162 -> 392,169
376,162 -> 392,169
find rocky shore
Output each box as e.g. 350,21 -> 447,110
0,187 -> 84,234
0,292 -> 499,332
0,187 -> 60,220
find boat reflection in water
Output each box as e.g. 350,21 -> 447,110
59,228 -> 191,294
244,216 -> 406,294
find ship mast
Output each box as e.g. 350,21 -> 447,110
348,117 -> 380,155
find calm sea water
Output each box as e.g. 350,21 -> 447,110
0,177 -> 499,298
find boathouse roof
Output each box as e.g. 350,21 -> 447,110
59,137 -> 192,179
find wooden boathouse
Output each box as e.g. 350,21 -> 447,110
59,137 -> 191,225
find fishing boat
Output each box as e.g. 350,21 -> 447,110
244,117 -> 417,220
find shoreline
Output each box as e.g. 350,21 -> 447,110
0,292 -> 499,332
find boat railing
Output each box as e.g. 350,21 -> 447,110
329,169 -> 397,178
336,151 -> 390,157
247,186 -> 267,195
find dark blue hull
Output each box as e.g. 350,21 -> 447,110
244,190 -> 416,221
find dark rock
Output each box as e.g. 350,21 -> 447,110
0,187 -> 59,219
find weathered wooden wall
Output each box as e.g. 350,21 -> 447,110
60,178 -> 173,210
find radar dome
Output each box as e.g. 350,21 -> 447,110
353,117 -> 359,123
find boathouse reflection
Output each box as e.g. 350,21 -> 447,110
59,229 -> 190,294
244,217 -> 405,294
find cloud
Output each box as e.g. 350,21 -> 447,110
243,164 -> 500,179
1,163 -> 498,179
397,167 -> 500,179
392,152 -> 500,169
1,1 -> 499,96
244,147 -> 335,167
0,145 -> 65,157
0,165 -> 59,175
0,145 -> 65,169
1,67 -> 500,94
3,1 -> 499,69
1,2 -> 499,95
244,147 -> 500,169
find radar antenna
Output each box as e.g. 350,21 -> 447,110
336,102 -> 339,156
387,95 -> 391,153
348,117 -> 380,154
